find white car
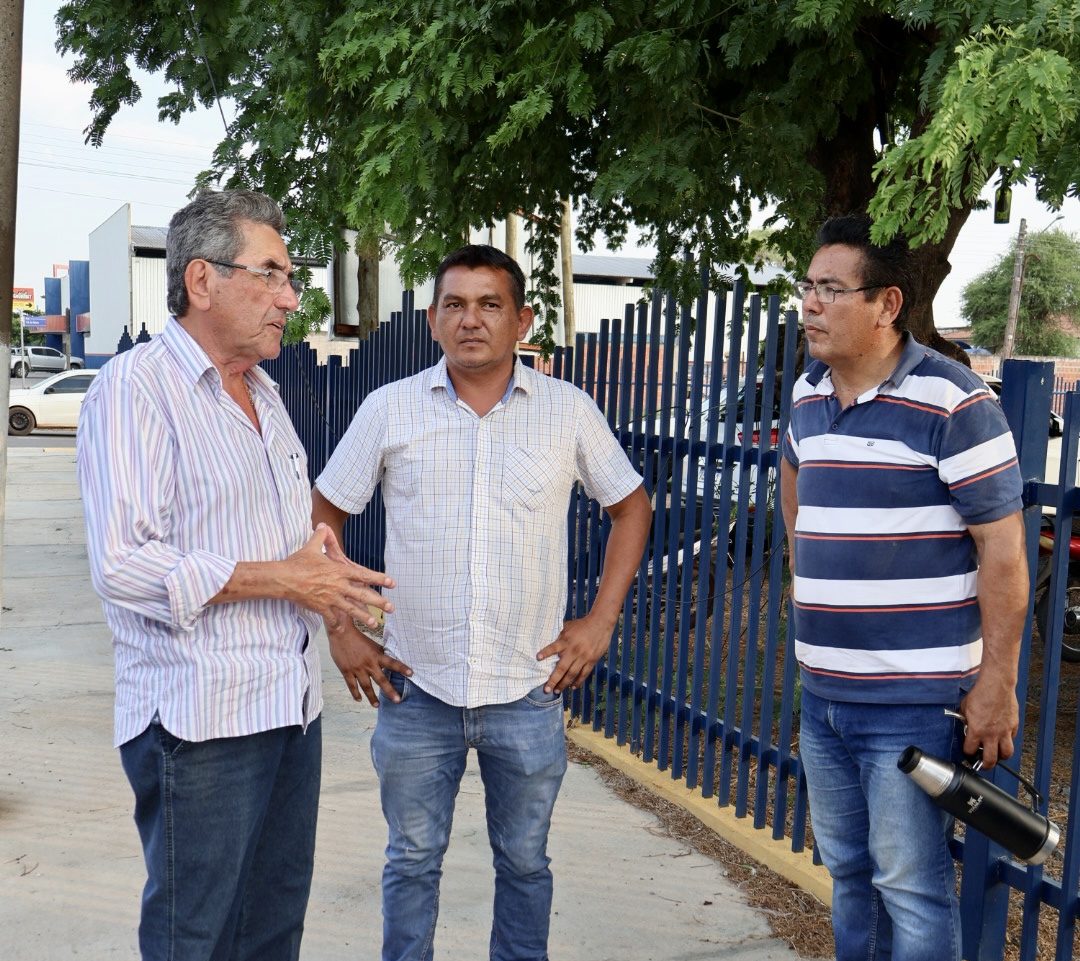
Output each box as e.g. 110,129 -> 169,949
8,369 -> 97,435
980,372 -> 1064,436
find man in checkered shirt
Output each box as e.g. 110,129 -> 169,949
313,244 -> 651,961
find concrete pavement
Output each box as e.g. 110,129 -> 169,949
0,446 -> 799,960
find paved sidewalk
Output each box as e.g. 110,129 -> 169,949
0,447 -> 797,960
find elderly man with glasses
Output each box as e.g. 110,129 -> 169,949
77,189 -> 402,961
781,215 -> 1027,961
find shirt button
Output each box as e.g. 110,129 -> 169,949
831,424 -> 838,430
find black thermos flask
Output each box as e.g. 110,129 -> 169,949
897,746 -> 1059,866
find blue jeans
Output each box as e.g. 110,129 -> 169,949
119,715 -> 322,961
799,689 -> 962,961
370,673 -> 567,961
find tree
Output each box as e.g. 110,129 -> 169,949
55,1 -> 1080,354
962,228 -> 1080,357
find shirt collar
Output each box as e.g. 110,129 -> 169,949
161,316 -> 278,395
805,332 -> 924,397
883,332 -> 927,388
426,355 -> 534,405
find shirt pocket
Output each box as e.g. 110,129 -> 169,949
383,443 -> 427,502
502,446 -> 561,511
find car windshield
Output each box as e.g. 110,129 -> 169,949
34,371 -> 74,390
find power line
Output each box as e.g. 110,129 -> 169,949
21,119 -> 221,151
18,182 -> 217,210
18,156 -> 206,186
19,138 -> 210,172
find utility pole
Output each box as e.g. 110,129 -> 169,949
0,0 -> 26,618
1002,218 -> 1027,361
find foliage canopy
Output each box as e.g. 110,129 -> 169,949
55,0 -> 1080,350
962,228 -> 1080,356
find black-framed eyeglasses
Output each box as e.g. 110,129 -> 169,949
793,281 -> 884,304
205,259 -> 303,297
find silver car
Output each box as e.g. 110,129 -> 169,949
11,346 -> 84,377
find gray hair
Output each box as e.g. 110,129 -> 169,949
166,190 -> 287,317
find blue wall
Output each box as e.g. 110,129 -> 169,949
68,260 -> 89,361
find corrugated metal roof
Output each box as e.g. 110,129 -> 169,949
574,253 -> 655,281
721,262 -> 789,287
131,225 -> 168,250
574,253 -> 788,287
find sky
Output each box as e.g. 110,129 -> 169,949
17,2 -> 1080,328
16,3 -> 224,303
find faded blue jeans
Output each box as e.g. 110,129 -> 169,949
799,689 -> 963,961
119,715 -> 321,961
370,672 -> 567,961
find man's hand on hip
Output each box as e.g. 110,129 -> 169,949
537,614 -> 612,695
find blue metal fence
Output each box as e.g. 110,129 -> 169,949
261,282 -> 1080,961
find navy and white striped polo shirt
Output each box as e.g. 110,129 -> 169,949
782,335 -> 1023,704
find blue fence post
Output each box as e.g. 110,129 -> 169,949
958,360 -> 1052,960
1042,389 -> 1080,961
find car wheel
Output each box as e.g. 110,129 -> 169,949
69,359 -> 84,369
11,362 -> 27,378
8,406 -> 35,436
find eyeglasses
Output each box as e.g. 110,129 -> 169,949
205,259 -> 303,297
793,281 -> 884,304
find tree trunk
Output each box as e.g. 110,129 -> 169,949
356,242 -> 380,338
905,210 -> 973,365
505,212 -> 518,262
560,199 -> 575,345
811,106 -> 974,366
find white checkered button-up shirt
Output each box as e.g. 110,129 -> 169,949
316,358 -> 643,707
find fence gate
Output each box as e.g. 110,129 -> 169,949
261,283 -> 1080,961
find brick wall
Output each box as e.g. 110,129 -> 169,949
967,354 -> 1080,414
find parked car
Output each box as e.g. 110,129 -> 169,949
10,345 -> 85,377
637,375 -> 784,559
980,373 -> 1064,436
8,369 -> 97,435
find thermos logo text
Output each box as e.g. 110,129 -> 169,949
967,796 -> 983,815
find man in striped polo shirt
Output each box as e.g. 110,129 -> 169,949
780,215 -> 1028,961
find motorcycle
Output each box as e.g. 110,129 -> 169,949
1034,513 -> 1080,663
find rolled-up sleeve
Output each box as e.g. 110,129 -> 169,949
78,371 -> 236,631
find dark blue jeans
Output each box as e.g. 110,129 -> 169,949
370,673 -> 567,961
799,690 -> 962,961
120,715 -> 322,961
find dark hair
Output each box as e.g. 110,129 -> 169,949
816,215 -> 917,333
432,245 -> 527,312
166,190 -> 287,317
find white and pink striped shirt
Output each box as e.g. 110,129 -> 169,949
77,319 -> 321,747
